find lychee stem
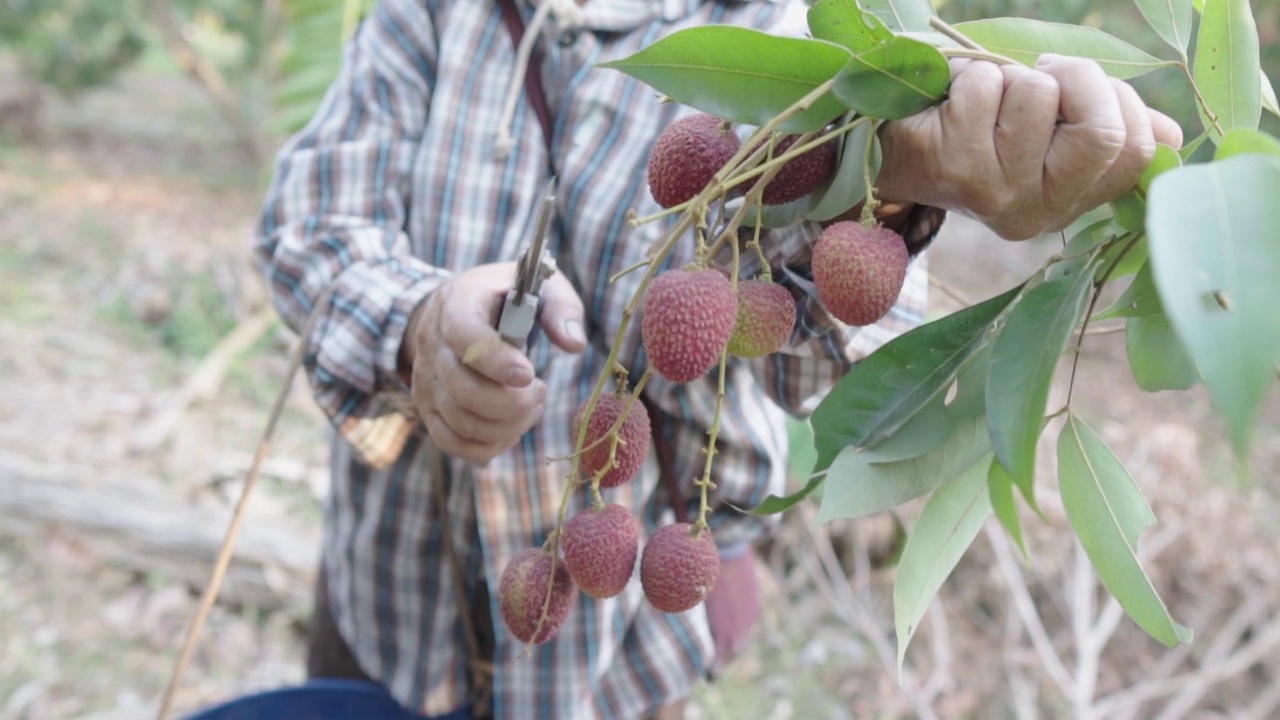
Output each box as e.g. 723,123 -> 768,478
859,119 -> 884,226
695,346 -> 730,534
718,117 -> 870,196
609,257 -> 652,284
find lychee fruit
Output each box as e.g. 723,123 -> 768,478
641,268 -> 738,383
647,113 -> 740,209
498,548 -> 576,644
573,393 -> 650,488
754,135 -> 837,206
727,280 -> 796,358
563,503 -> 641,599
640,523 -> 720,614
812,221 -> 909,326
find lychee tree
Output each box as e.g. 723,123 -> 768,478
507,0 -> 1280,670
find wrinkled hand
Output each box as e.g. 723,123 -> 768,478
875,54 -> 1184,240
402,262 -> 586,465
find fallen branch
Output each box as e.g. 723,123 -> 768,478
131,307 -> 276,454
0,453 -> 317,610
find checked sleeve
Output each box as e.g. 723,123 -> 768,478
255,0 -> 447,434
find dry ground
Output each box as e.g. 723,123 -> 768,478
1,65 -> 1278,720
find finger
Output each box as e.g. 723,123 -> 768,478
993,64 -> 1060,194
1049,78 -> 1157,231
939,59 -> 1004,161
438,281 -> 536,388
1148,108 -> 1184,150
433,393 -> 519,445
537,272 -> 587,353
1037,55 -> 1127,213
422,410 -> 504,466
436,346 -> 546,421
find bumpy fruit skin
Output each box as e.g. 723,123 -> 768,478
647,113 -> 740,209
727,280 -> 797,358
812,221 -> 910,326
563,504 -> 641,599
640,523 -> 720,613
641,269 -> 738,383
573,394 -> 651,489
756,135 -> 837,206
498,548 -> 576,644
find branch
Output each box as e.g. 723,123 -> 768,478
1093,614 -> 1280,718
985,524 -> 1075,698
146,0 -> 267,165
130,307 -> 276,454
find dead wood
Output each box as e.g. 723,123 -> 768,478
0,453 -> 317,611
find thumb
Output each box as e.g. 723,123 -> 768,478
538,271 -> 587,353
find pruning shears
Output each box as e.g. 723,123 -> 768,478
497,177 -> 559,349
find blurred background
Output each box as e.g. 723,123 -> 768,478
1,0 -> 1278,718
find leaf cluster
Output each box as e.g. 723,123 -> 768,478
600,0 -> 1280,668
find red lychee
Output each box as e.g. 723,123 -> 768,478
563,504 -> 641,599
640,523 -> 720,614
754,135 -> 837,206
573,393 -> 651,489
727,279 -> 796,358
498,548 -> 576,644
647,113 -> 741,209
812,221 -> 909,326
641,268 -> 738,383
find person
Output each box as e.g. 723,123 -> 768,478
254,1 -> 1183,718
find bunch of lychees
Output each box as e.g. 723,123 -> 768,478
499,111 -> 912,646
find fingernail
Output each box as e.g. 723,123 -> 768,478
564,319 -> 586,346
505,365 -> 532,386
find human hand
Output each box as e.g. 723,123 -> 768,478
402,262 -> 587,464
874,54 -> 1184,241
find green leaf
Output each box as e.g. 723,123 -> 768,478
945,344 -> 993,422
859,395 -> 955,463
1179,129 -> 1214,160
810,286 -> 1022,471
1192,0 -> 1262,136
1047,218 -> 1121,281
1139,144 -> 1184,195
952,19 -> 1175,79
1110,191 -> 1146,232
1214,128 -> 1280,160
859,0 -> 936,32
987,267 -> 1094,487
1058,415 -> 1193,647
1147,155 -> 1280,460
1095,261 -> 1161,320
597,27 -> 852,133
749,472 -> 823,516
1134,0 -> 1194,55
1126,313 -> 1200,391
1100,234 -> 1149,281
1263,70 -> 1280,118
894,454 -> 993,671
787,416 -> 817,482
806,119 -> 881,222
807,0 -> 893,54
817,415 -> 991,522
832,36 -> 950,120
746,417 -> 822,515
987,455 -> 1028,557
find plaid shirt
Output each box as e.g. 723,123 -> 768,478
255,0 -> 930,717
